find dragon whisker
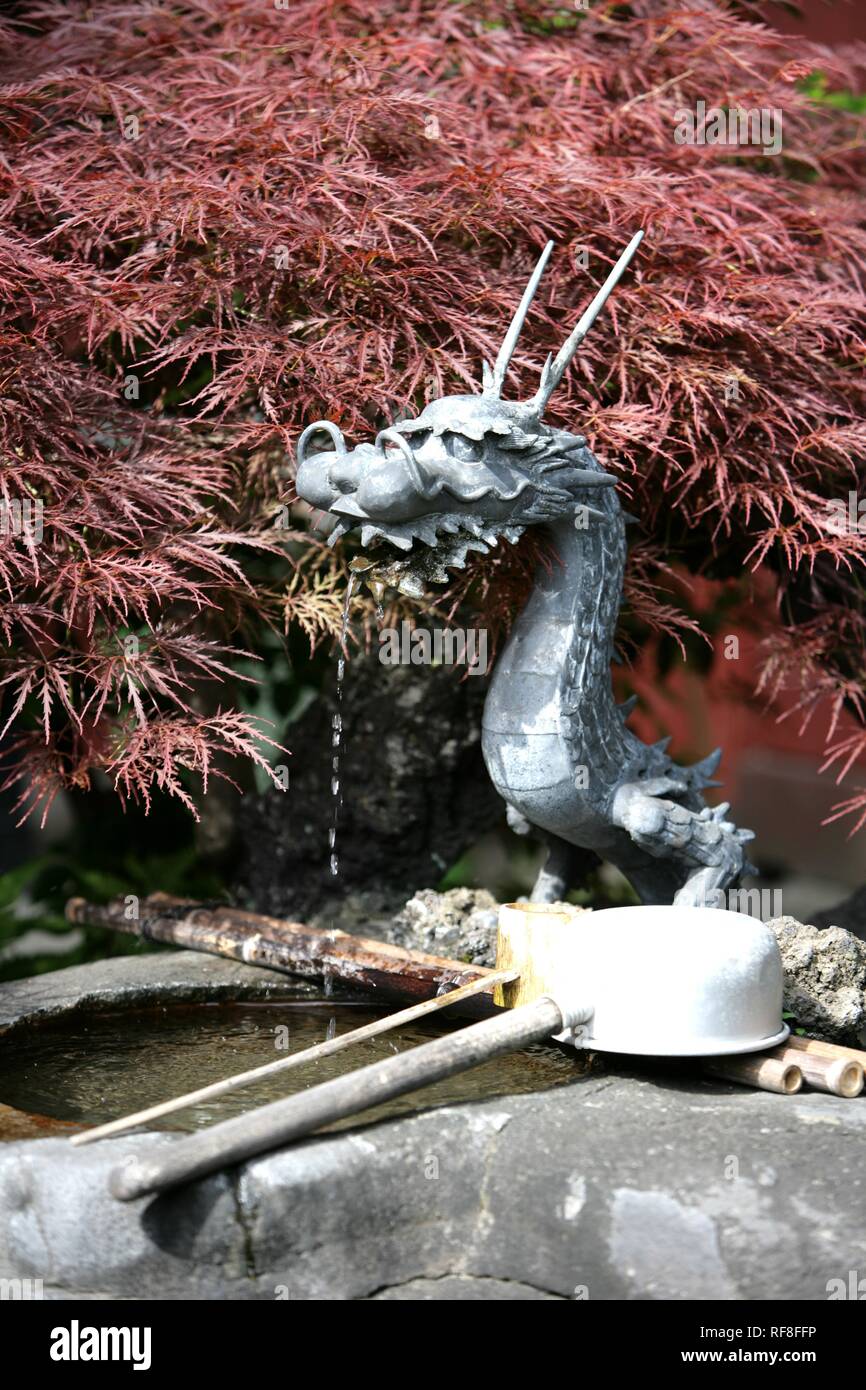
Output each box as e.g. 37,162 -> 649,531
374,428 -> 435,499
297,420 -> 347,467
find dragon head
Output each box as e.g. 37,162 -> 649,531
295,233 -> 642,595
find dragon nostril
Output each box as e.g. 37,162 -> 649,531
330,460 -> 359,492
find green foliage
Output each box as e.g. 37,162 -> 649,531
0,837 -> 227,983
801,72 -> 866,114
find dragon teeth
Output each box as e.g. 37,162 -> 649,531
331,495 -> 367,518
384,531 -> 414,551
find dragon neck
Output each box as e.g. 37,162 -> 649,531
486,500 -> 627,763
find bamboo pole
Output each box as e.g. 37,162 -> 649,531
792,1054 -> 862,1098
110,996 -> 566,1202
768,1040 -> 863,1098
783,1034 -> 866,1068
703,1056 -> 802,1095
65,894 -> 500,1016
70,967 -> 517,1147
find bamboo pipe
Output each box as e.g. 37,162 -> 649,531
703,1056 -> 802,1095
783,1034 -> 866,1067
71,968 -> 517,1147
109,996 -> 566,1202
768,1040 -> 863,1098
64,894 -> 501,1016
795,1055 -> 862,1098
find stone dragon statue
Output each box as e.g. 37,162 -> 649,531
295,233 -> 755,907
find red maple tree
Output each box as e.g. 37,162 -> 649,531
0,0 -> 864,826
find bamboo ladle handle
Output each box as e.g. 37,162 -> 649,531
73,968 -> 517,1147
110,997 -> 566,1202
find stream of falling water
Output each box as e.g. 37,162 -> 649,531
329,572 -> 355,880
323,573 -> 355,1000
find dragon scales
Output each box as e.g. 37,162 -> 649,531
295,234 -> 755,907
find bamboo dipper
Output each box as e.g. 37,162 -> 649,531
109,904 -> 592,1201
110,995 -> 576,1201
107,903 -> 793,1202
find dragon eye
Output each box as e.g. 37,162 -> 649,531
446,432 -> 484,462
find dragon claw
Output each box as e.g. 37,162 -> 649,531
613,782 -> 754,901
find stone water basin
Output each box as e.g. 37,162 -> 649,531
1,948 -> 865,1300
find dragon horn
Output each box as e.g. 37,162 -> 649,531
483,241 -> 554,399
532,229 -> 644,414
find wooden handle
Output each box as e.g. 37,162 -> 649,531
109,996 -> 565,1202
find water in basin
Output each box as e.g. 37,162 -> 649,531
0,995 -> 587,1139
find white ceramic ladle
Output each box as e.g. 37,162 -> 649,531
496,902 -> 788,1057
